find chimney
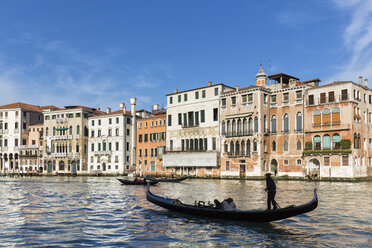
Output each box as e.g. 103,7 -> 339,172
153,104 -> 159,112
236,85 -> 239,92
106,107 -> 111,114
175,89 -> 178,93
359,76 -> 363,85
130,98 -> 137,174
365,79 -> 368,87
208,81 -> 212,86
120,103 -> 126,113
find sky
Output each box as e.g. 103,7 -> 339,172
0,0 -> 371,111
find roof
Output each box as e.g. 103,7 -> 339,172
314,81 -> 353,88
137,114 -> 166,121
43,105 -> 104,115
40,105 -> 62,110
268,73 -> 300,81
166,83 -> 233,96
300,78 -> 321,84
222,85 -> 258,94
0,102 -> 42,112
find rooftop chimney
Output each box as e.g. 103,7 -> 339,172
236,85 -> 239,92
175,89 -> 178,93
208,81 -> 212,86
120,103 -> 126,113
359,76 -> 363,85
107,107 -> 111,114
365,79 -> 368,87
153,104 -> 159,112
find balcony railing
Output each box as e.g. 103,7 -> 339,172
182,123 -> 199,128
0,129 -> 9,134
19,145 -> 38,149
56,118 -> 68,123
1,147 -> 8,152
224,130 -> 254,137
226,152 -> 251,158
93,151 -> 111,155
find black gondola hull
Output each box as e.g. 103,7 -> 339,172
144,176 -> 188,182
117,178 -> 158,185
146,187 -> 318,222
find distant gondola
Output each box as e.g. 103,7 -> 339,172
144,176 -> 188,182
146,186 -> 318,222
117,178 -> 158,185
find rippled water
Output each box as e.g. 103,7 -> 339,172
0,177 -> 371,247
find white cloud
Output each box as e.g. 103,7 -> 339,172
328,0 -> 372,83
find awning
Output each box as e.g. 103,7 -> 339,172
56,128 -> 68,131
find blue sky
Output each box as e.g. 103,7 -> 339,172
0,0 -> 371,110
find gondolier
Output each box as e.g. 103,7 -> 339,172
265,173 -> 279,210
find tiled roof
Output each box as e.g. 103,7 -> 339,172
222,85 -> 258,94
40,105 -> 62,110
138,114 -> 166,121
0,102 -> 42,112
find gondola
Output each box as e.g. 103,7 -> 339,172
117,178 -> 158,185
146,186 -> 318,222
144,176 -> 188,182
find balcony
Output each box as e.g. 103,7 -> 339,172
182,123 -> 199,128
19,145 -> 38,150
295,98 -> 303,105
1,147 -> 8,152
0,129 -> 9,134
226,152 -> 251,158
282,101 -> 289,106
56,118 -> 68,123
94,151 -> 111,156
224,130 -> 254,138
50,153 -> 73,158
75,134 -> 80,140
303,148 -> 352,156
270,102 -> 277,108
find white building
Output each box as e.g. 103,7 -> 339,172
163,82 -> 234,176
0,102 -> 43,173
87,99 -> 151,175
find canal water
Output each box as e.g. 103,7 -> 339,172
0,177 -> 370,247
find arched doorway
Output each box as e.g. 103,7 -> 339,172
308,158 -> 320,178
59,161 -> 65,171
72,161 -> 77,174
270,159 -> 278,176
47,161 -> 52,173
103,163 -> 106,171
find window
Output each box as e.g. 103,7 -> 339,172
212,137 -> 216,150
283,141 -> 288,151
297,159 -> 302,165
116,117 -> 119,124
202,90 -> 206,98
242,95 -> 247,103
178,95 -> 181,102
214,88 -> 218,96
329,91 -> 335,102
271,95 -> 277,103
296,112 -> 302,131
126,129 -> 130,136
342,155 -> 349,166
91,120 -> 94,126
184,93 -> 188,101
313,110 -> 321,126
322,108 -> 331,125
332,107 -> 340,124
323,135 -> 331,149
195,112 -> 199,125
254,116 -> 258,132
201,110 -> 205,123
272,141 -> 276,152
195,91 -> 199,99
333,134 -> 341,149
91,143 -> 94,151
170,96 -> 173,104
283,93 -> 289,102
297,140 -> 302,150
283,114 -> 289,132
320,93 -> 326,103
151,161 -> 155,171
314,135 -> 321,150
213,108 -> 218,121
144,134 -> 148,142
308,95 -> 314,105
271,115 -> 277,133
116,142 -> 119,151
225,161 -> 230,171
221,98 -> 226,107
248,93 -> 253,102
284,159 -> 289,165
168,115 -> 172,126
341,89 -> 348,101
296,90 -> 302,99
231,96 -> 236,105
178,113 -> 182,125
139,149 -> 142,157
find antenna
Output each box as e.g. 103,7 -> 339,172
268,58 -> 272,86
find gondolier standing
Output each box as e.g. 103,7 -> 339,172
265,173 -> 279,210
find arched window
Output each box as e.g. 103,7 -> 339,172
237,119 -> 242,135
221,121 -> 226,135
314,135 -> 321,150
230,141 -> 234,155
235,141 -> 240,155
263,115 -> 267,132
227,121 -> 231,135
332,107 -> 340,124
263,140 -> 267,152
253,139 -> 257,152
224,142 -> 228,153
232,120 -> 236,136
354,133 -> 357,148
247,140 -> 251,155
108,129 -> 112,136
358,133 -> 361,149
296,140 -> 302,150
272,141 -> 276,152
248,118 -> 253,133
254,117 -> 258,133
103,141 -> 106,151
313,110 -> 321,126
76,144 -> 80,153
296,112 -> 302,132
243,118 -> 248,134
69,143 -> 72,153
323,134 -> 331,149
46,127 -> 49,136
283,140 -> 289,151
53,127 -> 56,136
76,125 -> 80,135
323,108 -> 331,125
271,115 -> 277,133
283,114 -> 289,132
241,140 -> 246,155
69,126 -> 73,135
333,134 -> 341,149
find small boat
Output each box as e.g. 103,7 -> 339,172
117,178 -> 158,185
146,187 -> 318,222
144,176 -> 188,182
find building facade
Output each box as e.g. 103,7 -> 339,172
136,106 -> 166,176
42,106 -> 102,175
88,101 -> 138,175
0,102 -> 43,174
163,82 -> 234,176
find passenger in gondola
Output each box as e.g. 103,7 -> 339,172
214,199 -> 222,209
265,173 -> 279,210
221,197 -> 237,210
134,177 -> 139,182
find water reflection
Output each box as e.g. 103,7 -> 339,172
0,177 -> 371,247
